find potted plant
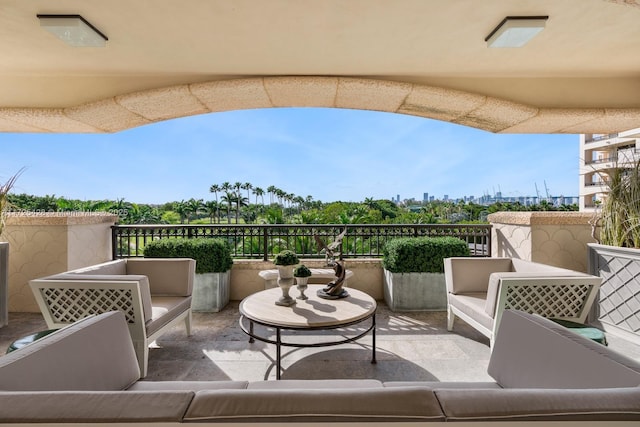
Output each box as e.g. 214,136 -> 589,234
273,249 -> 299,279
144,237 -> 233,312
587,155 -> 640,338
294,264 -> 312,300
0,169 -> 22,328
382,236 -> 470,311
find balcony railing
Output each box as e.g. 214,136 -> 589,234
112,224 -> 492,260
585,133 -> 618,143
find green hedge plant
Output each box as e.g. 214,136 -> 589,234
293,264 -> 312,277
144,237 -> 233,274
273,250 -> 299,266
382,236 -> 470,273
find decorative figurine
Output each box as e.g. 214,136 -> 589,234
314,228 -> 349,299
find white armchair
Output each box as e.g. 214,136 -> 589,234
29,258 -> 195,377
444,257 -> 601,347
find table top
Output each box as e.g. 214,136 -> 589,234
239,285 -> 376,328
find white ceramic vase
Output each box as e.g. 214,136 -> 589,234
296,277 -> 309,300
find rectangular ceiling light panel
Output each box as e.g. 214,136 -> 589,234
37,14 -> 108,47
485,16 -> 548,48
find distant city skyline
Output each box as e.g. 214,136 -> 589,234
0,108 -> 580,204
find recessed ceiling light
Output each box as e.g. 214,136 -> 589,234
37,14 -> 108,47
485,16 -> 548,48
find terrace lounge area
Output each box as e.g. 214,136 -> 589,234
3,301 -> 640,383
2,1 -> 640,423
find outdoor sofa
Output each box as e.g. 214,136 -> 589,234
445,257 -> 602,346
29,258 -> 195,377
0,309 -> 639,424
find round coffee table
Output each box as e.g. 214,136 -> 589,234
239,284 -> 377,379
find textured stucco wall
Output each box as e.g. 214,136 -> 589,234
230,258 -> 383,301
1,213 -> 117,312
488,212 -> 597,273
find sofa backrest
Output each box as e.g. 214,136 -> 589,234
488,310 -> 640,389
126,258 -> 195,296
0,311 -> 140,391
183,387 -> 445,422
510,258 -> 587,275
444,257 -> 513,294
65,259 -> 128,276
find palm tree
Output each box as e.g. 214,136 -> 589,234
174,200 -> 189,224
235,195 -> 249,223
242,182 -> 252,206
184,198 -> 203,223
221,191 -> 234,224
253,187 -> 265,205
267,185 -> 277,205
203,200 -> 218,223
209,184 -> 221,223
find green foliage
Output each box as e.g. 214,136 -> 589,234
143,237 -> 233,273
273,249 -> 299,265
382,236 -> 470,273
600,159 -> 640,248
293,264 -> 312,277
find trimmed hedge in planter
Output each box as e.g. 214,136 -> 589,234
382,237 -> 470,311
144,238 -> 233,274
382,236 -> 470,273
144,238 -> 233,312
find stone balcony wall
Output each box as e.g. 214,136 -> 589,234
488,211 -> 598,273
1,213 -> 118,313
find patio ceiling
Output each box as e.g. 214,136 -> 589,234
1,0 -> 640,134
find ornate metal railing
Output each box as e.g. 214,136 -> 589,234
112,223 -> 492,260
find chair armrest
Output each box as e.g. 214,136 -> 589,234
29,278 -> 150,327
491,276 -> 602,337
126,258 -> 195,297
444,257 -> 513,294
485,272 -> 594,317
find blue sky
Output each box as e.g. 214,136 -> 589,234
0,108 -> 579,204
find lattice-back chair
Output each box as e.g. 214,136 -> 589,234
445,257 -> 602,347
30,258 -> 195,377
492,276 -> 602,340
31,279 -> 155,377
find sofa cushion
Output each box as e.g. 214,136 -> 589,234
447,292 -> 493,331
183,387 -> 445,422
435,388 -> 640,422
384,381 -> 501,389
0,391 -> 194,423
489,310 -> 640,388
248,379 -> 383,389
0,312 -> 140,391
129,381 -> 248,391
146,296 -> 192,336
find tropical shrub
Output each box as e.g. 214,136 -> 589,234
144,237 -> 233,273
382,236 -> 470,273
273,249 -> 299,265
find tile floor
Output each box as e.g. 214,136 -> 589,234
2,302 -> 639,383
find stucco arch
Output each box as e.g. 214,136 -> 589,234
3,76 -> 639,135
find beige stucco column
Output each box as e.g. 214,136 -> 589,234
487,211 -> 598,273
0,212 -> 118,312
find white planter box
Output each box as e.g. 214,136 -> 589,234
192,271 -> 230,312
588,243 -> 640,343
383,269 -> 447,312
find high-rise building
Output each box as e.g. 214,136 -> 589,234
423,192 -> 429,202
580,128 -> 640,211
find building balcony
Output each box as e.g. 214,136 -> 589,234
1,212 -> 639,385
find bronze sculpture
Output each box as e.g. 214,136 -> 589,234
314,228 -> 349,299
